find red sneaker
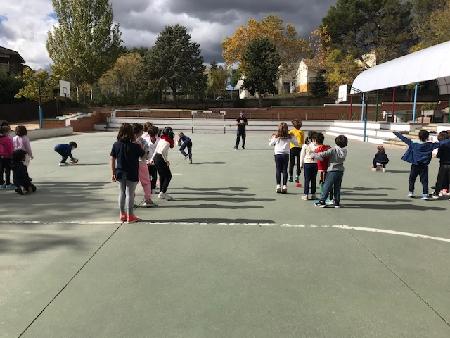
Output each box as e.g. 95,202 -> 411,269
127,215 -> 141,223
120,213 -> 127,222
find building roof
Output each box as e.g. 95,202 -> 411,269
0,46 -> 25,63
351,40 -> 450,95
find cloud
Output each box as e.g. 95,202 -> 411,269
0,0 -> 335,68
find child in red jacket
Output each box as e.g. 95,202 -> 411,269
315,133 -> 332,201
0,123 -> 14,189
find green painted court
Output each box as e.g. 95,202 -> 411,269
1,131 -> 450,337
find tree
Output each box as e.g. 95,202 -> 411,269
322,0 -> 414,64
242,38 -> 281,107
222,15 -> 308,75
207,64 -> 228,99
412,0 -> 450,50
98,53 -> 144,102
323,49 -> 362,95
229,68 -> 241,88
310,70 -> 328,98
0,73 -> 23,104
46,0 -> 122,100
143,25 -> 206,104
16,68 -> 59,103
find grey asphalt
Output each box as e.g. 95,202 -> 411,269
0,131 -> 449,337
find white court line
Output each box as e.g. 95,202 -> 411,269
1,221 -> 449,244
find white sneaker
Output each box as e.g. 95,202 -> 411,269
158,192 -> 165,199
408,192 -> 414,198
382,168 -> 386,173
276,185 -> 281,193
164,193 -> 173,201
282,185 -> 287,194
421,194 -> 431,201
301,194 -> 308,201
59,162 -> 68,166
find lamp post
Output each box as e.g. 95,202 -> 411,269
412,83 -> 419,122
38,81 -> 44,129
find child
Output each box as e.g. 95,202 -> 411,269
12,149 -> 36,195
54,142 -> 78,166
178,132 -> 193,164
288,119 -> 304,183
315,132 -> 332,201
372,145 -> 389,172
313,135 -> 348,208
143,125 -> 159,191
133,123 -> 154,208
269,122 -> 299,194
13,125 -> 33,166
151,126 -> 175,200
394,130 -> 450,200
300,131 -> 318,200
0,124 -> 14,189
110,123 -> 145,223
433,131 -> 450,198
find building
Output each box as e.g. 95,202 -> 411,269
0,46 -> 25,76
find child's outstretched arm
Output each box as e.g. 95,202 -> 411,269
393,131 -> 412,145
312,148 -> 334,161
269,135 -> 277,146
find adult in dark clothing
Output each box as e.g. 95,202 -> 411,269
234,112 -> 248,149
12,149 -> 36,195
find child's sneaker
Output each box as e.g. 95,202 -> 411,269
59,162 -> 68,166
120,213 -> 127,222
382,168 -> 386,173
281,185 -> 287,194
301,194 -> 308,200
371,167 -> 377,171
288,176 -> 293,182
127,214 -> 141,223
276,185 -> 281,193
6,184 -> 15,190
421,194 -> 431,200
189,158 -> 192,164
295,176 -> 299,183
164,193 -> 174,201
158,192 -> 165,199
408,192 -> 414,198
15,187 -> 24,195
314,200 -> 327,208
142,200 -> 155,207
310,194 -> 317,200
0,184 -> 6,190
334,202 -> 341,208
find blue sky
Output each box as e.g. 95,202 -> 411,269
0,0 -> 335,69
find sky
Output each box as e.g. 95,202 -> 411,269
0,0 -> 336,70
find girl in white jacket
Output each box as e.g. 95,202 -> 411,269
300,132 -> 318,200
269,123 -> 298,193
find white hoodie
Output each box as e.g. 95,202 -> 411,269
300,142 -> 317,167
269,135 -> 298,155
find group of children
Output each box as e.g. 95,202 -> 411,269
269,120 -> 348,208
0,121 -> 35,194
110,122 -> 194,223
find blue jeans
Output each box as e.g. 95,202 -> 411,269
303,163 -> 318,195
320,171 -> 344,205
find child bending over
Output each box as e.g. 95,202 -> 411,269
55,142 -> 78,166
178,132 -> 193,164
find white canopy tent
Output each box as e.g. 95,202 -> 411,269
351,40 -> 450,95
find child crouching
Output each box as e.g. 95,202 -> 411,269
372,145 -> 389,172
313,135 -> 348,208
12,149 -> 36,195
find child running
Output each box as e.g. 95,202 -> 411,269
13,125 -> 33,166
300,132 -> 318,200
0,123 -> 14,189
288,119 -> 304,183
12,149 -> 36,195
143,124 -> 159,192
269,122 -> 299,194
133,123 -> 154,208
54,142 -> 78,166
313,135 -> 348,208
315,132 -> 332,201
178,132 -> 193,163
151,127 -> 175,200
110,123 -> 145,223
372,145 -> 389,172
394,130 -> 450,200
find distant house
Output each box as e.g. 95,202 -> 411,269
0,46 -> 25,76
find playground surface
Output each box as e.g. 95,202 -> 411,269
1,131 -> 450,337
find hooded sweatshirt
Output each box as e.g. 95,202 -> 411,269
0,134 -> 14,158
300,142 -> 317,167
313,146 -> 347,172
269,135 -> 298,155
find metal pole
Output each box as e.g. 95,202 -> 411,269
38,83 -> 43,129
392,87 -> 396,121
412,83 -> 418,122
360,92 -> 365,121
375,90 -> 379,122
363,93 -> 368,142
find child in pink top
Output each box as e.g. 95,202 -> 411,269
0,123 -> 14,189
13,125 -> 33,166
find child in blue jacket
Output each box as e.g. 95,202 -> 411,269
394,130 -> 450,200
54,142 -> 78,166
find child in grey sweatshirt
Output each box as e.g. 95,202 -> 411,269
312,135 -> 348,208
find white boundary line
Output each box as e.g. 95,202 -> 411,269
1,221 -> 450,244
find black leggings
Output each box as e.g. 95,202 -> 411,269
0,157 -> 12,185
274,154 -> 289,185
289,147 -> 301,177
148,164 -> 158,190
153,154 -> 172,193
